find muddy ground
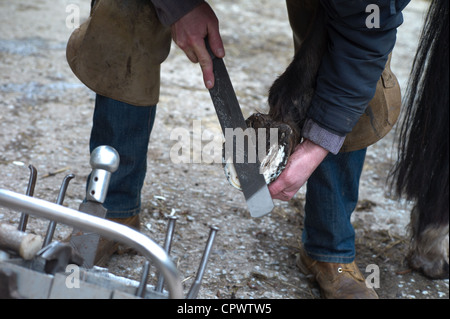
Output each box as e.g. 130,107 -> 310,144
0,0 -> 448,299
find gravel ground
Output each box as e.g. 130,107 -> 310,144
0,0 -> 448,299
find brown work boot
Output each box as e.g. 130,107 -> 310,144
94,215 -> 140,267
297,246 -> 378,299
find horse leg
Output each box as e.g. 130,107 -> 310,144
408,204 -> 449,279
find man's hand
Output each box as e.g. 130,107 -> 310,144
171,2 -> 225,89
269,139 -> 329,201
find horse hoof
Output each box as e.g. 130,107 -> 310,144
222,113 -> 297,190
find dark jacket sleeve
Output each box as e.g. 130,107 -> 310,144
151,0 -> 205,26
302,0 -> 410,153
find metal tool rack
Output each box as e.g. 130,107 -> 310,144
0,146 -> 218,299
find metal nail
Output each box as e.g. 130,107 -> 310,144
42,174 -> 75,247
155,215 -> 178,293
136,260 -> 151,298
18,165 -> 37,231
186,225 -> 219,299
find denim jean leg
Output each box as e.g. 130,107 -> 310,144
88,94 -> 157,218
302,148 -> 367,263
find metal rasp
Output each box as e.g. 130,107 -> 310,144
205,40 -> 274,218
69,145 -> 120,268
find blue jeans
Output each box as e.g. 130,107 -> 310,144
88,94 -> 157,218
302,148 -> 367,263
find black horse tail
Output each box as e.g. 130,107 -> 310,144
389,0 -> 449,279
390,0 -> 449,228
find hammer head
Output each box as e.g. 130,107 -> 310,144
70,145 -> 119,268
86,146 -> 120,203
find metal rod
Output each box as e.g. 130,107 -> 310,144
155,215 -> 178,293
18,165 -> 37,231
0,189 -> 183,299
186,225 -> 219,299
136,260 -> 151,298
42,174 -> 75,247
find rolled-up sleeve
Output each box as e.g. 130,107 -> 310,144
151,0 -> 205,26
303,0 -> 409,153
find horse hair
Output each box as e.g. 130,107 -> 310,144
389,0 -> 449,234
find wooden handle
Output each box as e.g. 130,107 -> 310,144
0,223 -> 43,260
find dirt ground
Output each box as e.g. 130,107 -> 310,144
0,0 -> 448,299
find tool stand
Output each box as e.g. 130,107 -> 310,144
0,146 -> 218,299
